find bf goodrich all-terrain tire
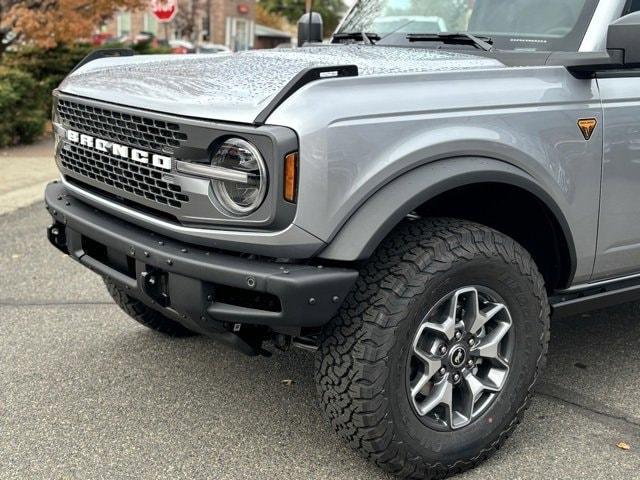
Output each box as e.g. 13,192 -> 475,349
104,279 -> 198,337
316,218 -> 550,479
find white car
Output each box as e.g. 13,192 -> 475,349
372,15 -> 448,34
196,43 -> 232,54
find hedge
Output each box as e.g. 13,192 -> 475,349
1,42 -> 172,147
0,67 -> 48,147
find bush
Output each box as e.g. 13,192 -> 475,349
0,67 -> 48,147
1,42 -> 173,147
3,44 -> 94,115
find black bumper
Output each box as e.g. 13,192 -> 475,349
45,182 -> 358,334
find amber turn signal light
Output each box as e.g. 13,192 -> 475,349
284,152 -> 298,203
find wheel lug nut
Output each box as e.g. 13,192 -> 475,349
467,360 -> 474,368
439,345 -> 448,355
453,373 -> 461,382
439,367 -> 447,375
455,331 -> 463,340
468,338 -> 476,346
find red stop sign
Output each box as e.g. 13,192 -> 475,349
149,0 -> 178,23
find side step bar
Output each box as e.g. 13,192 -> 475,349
551,276 -> 640,318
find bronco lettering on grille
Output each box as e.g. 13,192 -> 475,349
66,129 -> 172,170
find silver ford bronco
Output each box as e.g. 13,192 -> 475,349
45,1 -> 640,478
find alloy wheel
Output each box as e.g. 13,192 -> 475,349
406,286 -> 515,430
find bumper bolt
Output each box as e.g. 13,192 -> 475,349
143,251 -> 150,258
181,248 -> 188,253
166,259 -> 173,266
158,241 -> 164,246
247,277 -> 256,288
308,298 -> 316,305
148,276 -> 156,285
332,296 -> 340,303
51,227 -> 59,236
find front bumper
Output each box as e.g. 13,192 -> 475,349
45,182 -> 358,335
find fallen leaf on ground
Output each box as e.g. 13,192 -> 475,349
616,442 -> 631,451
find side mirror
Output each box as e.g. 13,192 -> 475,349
298,12 -> 323,46
550,11 -> 640,77
607,11 -> 640,67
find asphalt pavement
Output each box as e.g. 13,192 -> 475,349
0,138 -> 58,215
1,204 -> 639,480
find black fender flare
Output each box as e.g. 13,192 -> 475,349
318,157 -> 577,285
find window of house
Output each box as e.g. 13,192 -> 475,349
116,11 -> 131,37
143,13 -> 158,35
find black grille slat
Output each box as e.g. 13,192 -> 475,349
57,99 -> 187,153
60,144 -> 188,209
56,99 -> 190,210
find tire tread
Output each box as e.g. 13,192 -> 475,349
315,218 -> 550,479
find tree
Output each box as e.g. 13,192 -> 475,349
258,0 -> 346,37
256,4 -> 287,31
0,0 -> 146,53
172,0 -> 207,43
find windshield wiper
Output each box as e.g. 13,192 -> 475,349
332,31 -> 380,45
407,32 -> 494,52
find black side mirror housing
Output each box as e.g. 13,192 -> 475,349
298,12 -> 323,46
607,11 -> 640,67
549,11 -> 640,77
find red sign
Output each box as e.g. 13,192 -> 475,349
149,0 -> 178,23
237,3 -> 250,14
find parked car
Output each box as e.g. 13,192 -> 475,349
196,43 -> 232,54
47,0 -> 640,478
372,15 -> 448,34
168,39 -> 195,54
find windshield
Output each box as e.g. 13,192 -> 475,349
337,0 -> 600,52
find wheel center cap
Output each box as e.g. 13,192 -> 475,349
450,346 -> 467,368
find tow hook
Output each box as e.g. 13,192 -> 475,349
140,270 -> 170,307
47,223 -> 68,254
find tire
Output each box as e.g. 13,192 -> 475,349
315,218 -> 550,479
104,279 -> 198,337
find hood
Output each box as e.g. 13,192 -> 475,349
59,45 -> 505,124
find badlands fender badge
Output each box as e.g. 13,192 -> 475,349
578,118 -> 598,141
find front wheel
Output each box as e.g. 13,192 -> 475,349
315,218 -> 549,479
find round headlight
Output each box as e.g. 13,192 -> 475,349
210,138 -> 267,215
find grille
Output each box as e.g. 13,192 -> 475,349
57,99 -> 188,153
60,144 -> 189,208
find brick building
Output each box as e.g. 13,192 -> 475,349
101,0 -> 257,51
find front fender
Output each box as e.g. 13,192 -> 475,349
318,157 -> 576,279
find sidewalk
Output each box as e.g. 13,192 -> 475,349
0,137 -> 58,215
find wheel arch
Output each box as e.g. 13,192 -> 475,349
318,157 -> 577,290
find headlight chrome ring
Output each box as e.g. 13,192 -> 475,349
210,138 -> 268,216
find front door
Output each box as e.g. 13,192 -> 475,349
593,1 -> 640,279
594,76 -> 640,279
226,17 -> 254,51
